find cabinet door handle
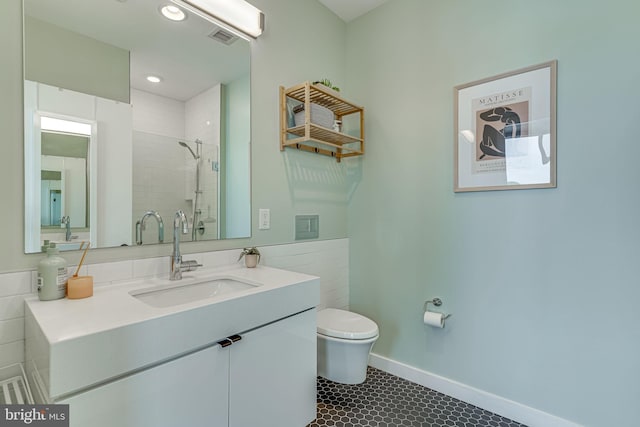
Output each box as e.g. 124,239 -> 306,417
217,338 -> 233,348
217,334 -> 242,348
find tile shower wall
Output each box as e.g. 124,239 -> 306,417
0,238 -> 349,369
185,85 -> 221,240
131,87 -> 221,242
132,130 -> 192,244
131,88 -> 185,139
131,89 -> 190,244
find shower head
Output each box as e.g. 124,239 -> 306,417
178,141 -> 199,159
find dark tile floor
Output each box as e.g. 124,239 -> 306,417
308,367 -> 527,427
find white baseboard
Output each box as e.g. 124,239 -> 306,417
368,353 -> 582,427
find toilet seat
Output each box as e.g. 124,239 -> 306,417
317,308 -> 379,340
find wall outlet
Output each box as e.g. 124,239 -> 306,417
259,209 -> 270,230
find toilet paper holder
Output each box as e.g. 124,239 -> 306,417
423,298 -> 451,319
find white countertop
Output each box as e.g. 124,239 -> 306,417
26,264 -> 317,345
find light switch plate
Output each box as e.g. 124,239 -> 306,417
259,209 -> 270,230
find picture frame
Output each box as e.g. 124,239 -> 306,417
454,61 -> 557,192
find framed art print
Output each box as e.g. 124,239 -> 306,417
454,61 -> 557,192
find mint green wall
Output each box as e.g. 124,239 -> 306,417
345,1 -> 640,425
0,0 -> 347,272
248,0 -> 348,245
24,16 -> 129,103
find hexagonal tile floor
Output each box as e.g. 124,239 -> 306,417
308,367 -> 527,427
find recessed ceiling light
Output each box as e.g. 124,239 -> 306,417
160,4 -> 186,21
146,75 -> 162,83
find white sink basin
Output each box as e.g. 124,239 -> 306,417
130,277 -> 260,308
51,241 -> 83,251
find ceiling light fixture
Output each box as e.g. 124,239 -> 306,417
170,0 -> 264,40
160,4 -> 187,21
41,117 -> 92,136
146,75 -> 163,83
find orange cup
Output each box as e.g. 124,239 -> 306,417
67,276 -> 93,299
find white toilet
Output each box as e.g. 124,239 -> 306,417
317,308 -> 379,384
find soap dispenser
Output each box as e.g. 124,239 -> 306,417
37,243 -> 68,301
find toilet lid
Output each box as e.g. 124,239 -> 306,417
317,308 -> 379,340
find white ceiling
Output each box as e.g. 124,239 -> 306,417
317,0 -> 389,22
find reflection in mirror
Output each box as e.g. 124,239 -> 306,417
41,130 -> 89,229
23,0 -> 251,253
25,109 -> 97,253
133,132 -> 221,245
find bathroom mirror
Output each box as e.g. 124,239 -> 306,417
23,0 -> 251,253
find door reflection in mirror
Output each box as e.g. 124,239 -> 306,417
40,129 -> 89,228
24,108 -> 97,253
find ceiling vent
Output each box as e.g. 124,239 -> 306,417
208,27 -> 239,45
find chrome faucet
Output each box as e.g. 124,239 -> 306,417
170,209 -> 202,280
61,216 -> 71,241
136,210 -> 164,245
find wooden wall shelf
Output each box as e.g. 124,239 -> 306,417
280,82 -> 364,162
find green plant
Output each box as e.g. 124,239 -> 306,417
313,79 -> 340,92
238,247 -> 261,261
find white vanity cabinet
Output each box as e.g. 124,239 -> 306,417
24,266 -> 320,427
59,343 -> 230,427
56,309 -> 316,427
58,309 -> 316,427
229,308 -> 316,427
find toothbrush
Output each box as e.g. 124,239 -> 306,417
73,242 -> 90,277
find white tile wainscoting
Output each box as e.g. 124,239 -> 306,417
0,238 -> 349,368
0,271 -> 32,368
